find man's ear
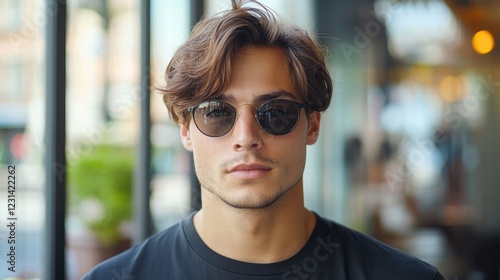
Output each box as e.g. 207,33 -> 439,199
306,111 -> 321,145
180,124 -> 193,151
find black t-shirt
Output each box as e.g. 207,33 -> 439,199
83,212 -> 445,279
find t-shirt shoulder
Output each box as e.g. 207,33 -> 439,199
317,214 -> 441,279
82,219 -> 185,279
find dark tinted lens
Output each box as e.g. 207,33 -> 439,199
193,101 -> 236,137
257,100 -> 301,135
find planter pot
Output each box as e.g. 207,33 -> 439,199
67,231 -> 131,280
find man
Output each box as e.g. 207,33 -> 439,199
84,0 -> 445,279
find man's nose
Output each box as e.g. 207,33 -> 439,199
231,105 -> 264,151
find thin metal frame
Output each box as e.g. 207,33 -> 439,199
133,0 -> 153,245
44,0 -> 67,279
189,0 -> 204,212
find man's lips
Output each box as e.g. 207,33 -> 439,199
227,164 -> 272,180
228,163 -> 272,172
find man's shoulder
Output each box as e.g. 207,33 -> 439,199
316,214 -> 444,279
82,219 -> 187,280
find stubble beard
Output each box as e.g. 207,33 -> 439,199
201,175 -> 302,211
197,153 -> 302,211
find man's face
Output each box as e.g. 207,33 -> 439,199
180,45 -> 320,210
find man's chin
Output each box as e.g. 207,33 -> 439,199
222,197 -> 280,210
219,189 -> 288,210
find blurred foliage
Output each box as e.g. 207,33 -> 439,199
68,145 -> 133,245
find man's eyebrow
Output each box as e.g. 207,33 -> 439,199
255,90 -> 297,102
219,89 -> 297,103
218,94 -> 236,103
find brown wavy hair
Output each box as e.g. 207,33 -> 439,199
161,0 -> 333,126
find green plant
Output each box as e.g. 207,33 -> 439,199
69,145 -> 133,245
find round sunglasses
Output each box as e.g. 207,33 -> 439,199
188,99 -> 306,137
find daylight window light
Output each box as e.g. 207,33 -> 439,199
472,30 -> 495,54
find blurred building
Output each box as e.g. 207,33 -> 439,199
0,1 -> 46,278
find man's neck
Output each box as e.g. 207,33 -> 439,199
193,184 -> 316,263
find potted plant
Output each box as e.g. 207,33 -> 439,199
67,144 -> 133,278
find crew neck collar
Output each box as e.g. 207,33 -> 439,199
182,211 -> 327,277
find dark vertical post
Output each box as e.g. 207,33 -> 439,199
189,0 -> 204,212
314,0 -> 358,51
133,0 -> 152,244
190,0 -> 204,28
44,0 -> 67,279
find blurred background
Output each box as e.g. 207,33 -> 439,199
0,0 -> 499,279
